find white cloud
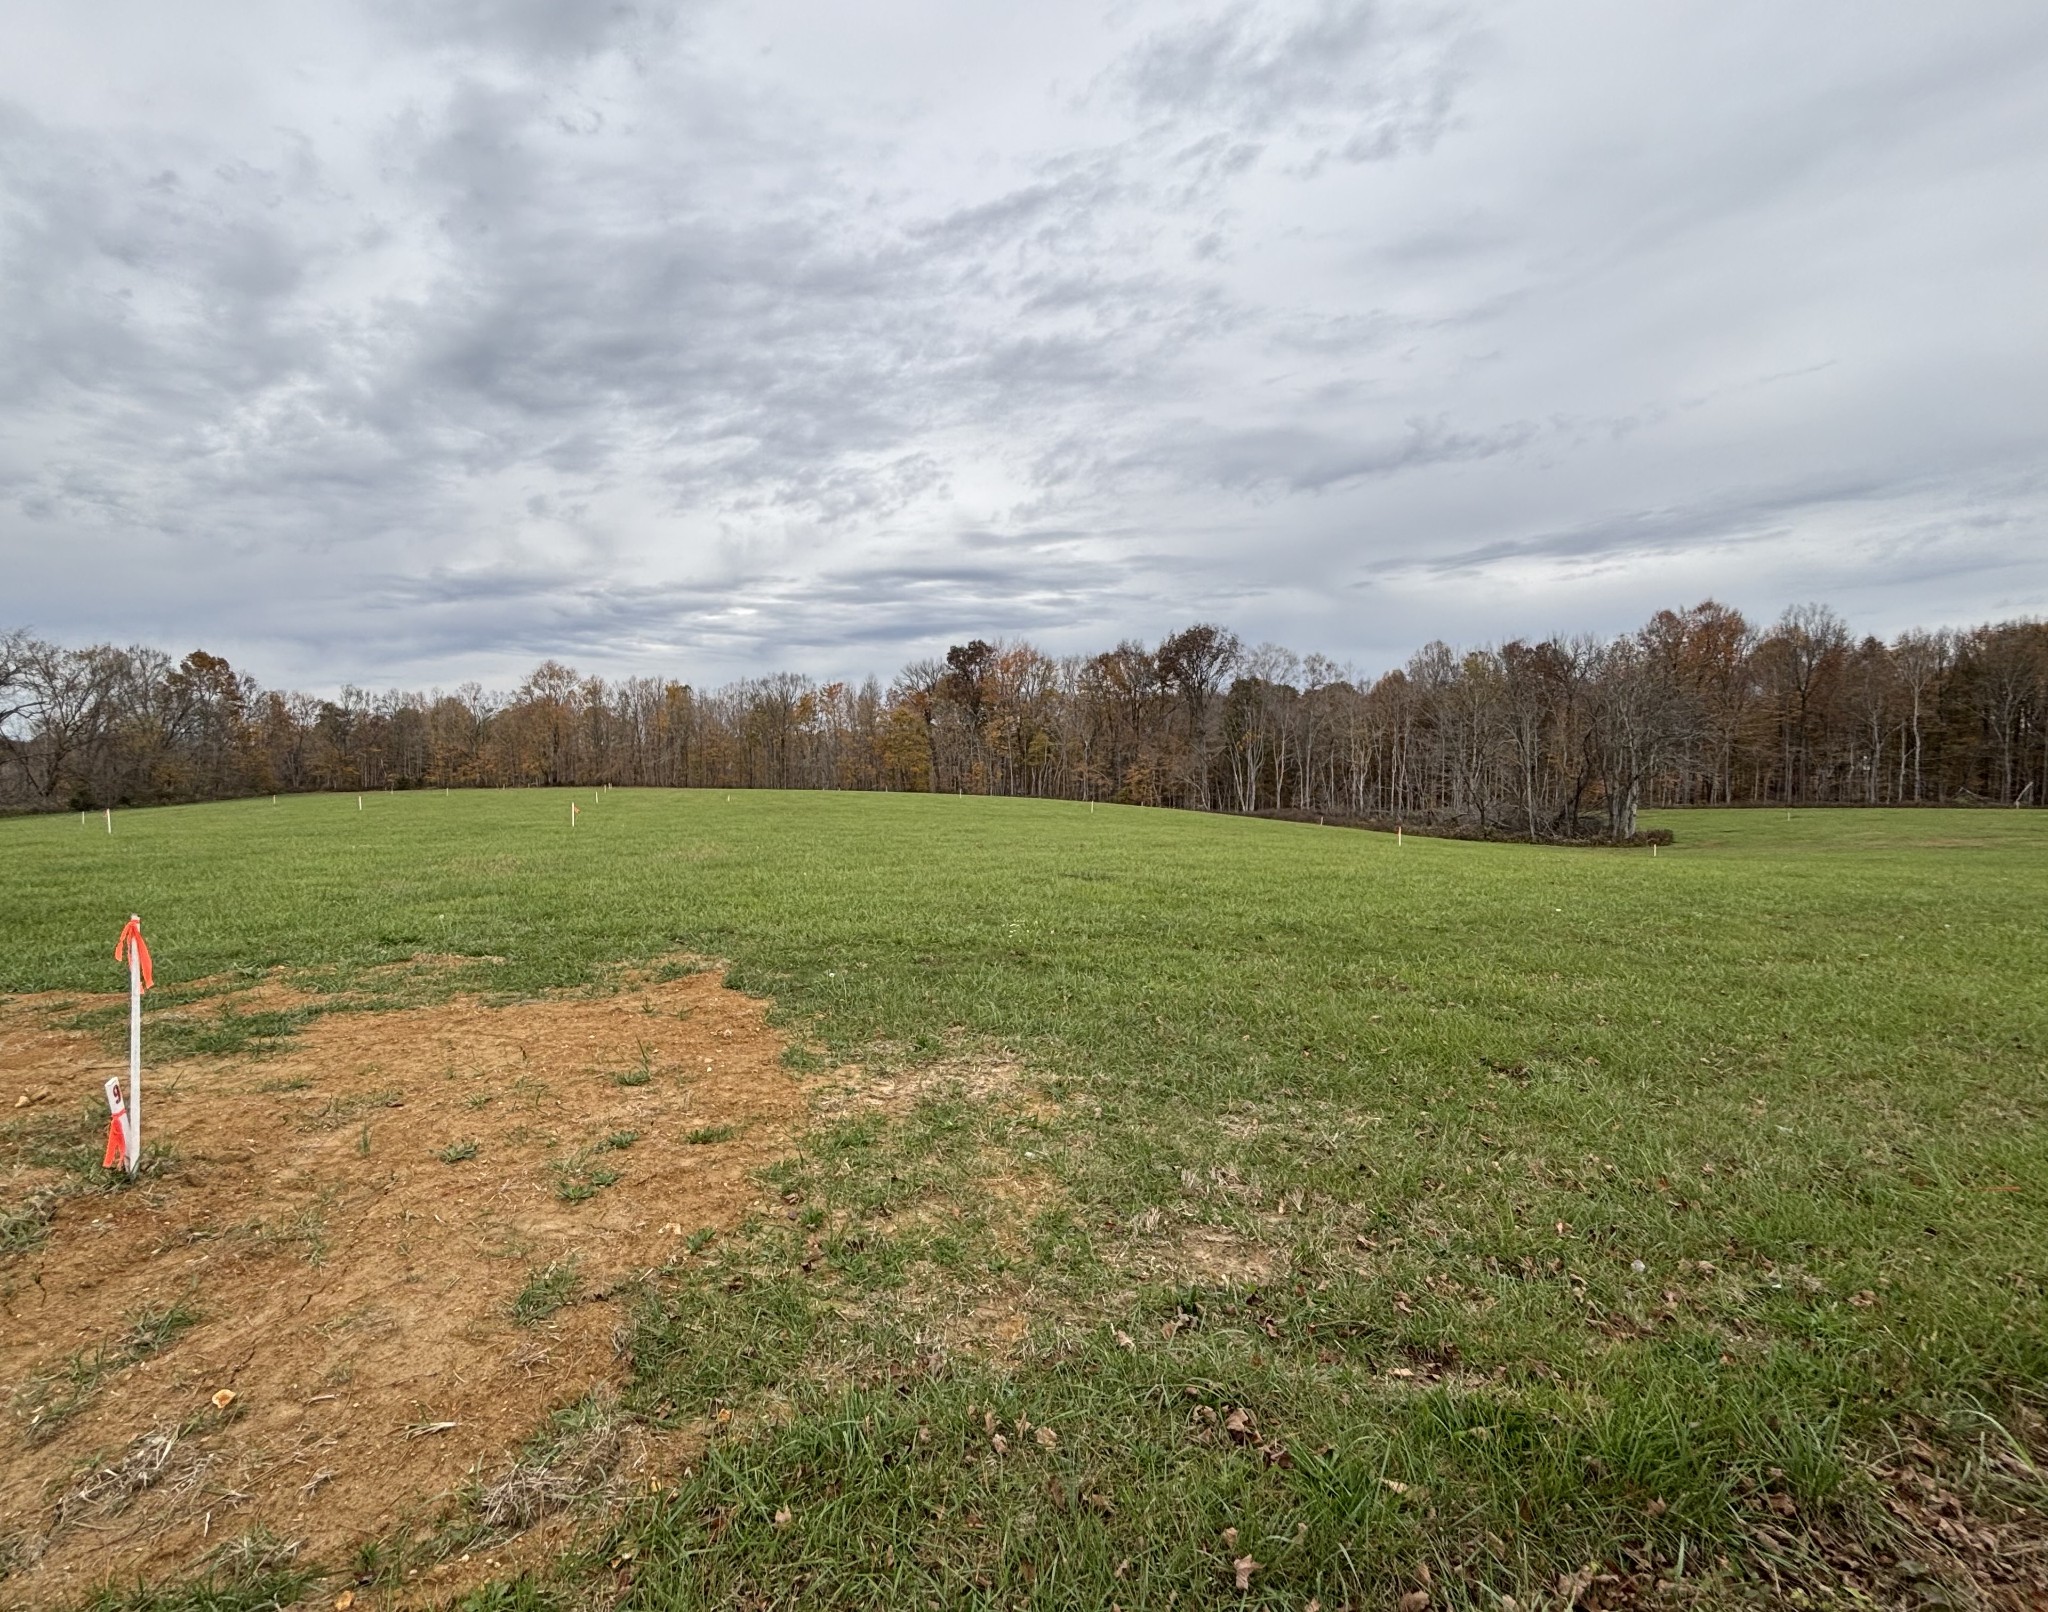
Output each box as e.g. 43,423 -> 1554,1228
2,0 -> 2044,692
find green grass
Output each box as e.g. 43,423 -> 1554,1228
513,1260 -> 583,1327
4,793 -> 2047,1606
12,1300 -> 203,1443
79,1571 -> 317,1612
0,1188 -> 57,1258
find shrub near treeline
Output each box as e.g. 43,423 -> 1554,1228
3,601 -> 2044,840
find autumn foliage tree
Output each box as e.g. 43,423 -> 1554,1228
5,605 -> 2046,837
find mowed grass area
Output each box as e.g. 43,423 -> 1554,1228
5,794 -> 2047,1608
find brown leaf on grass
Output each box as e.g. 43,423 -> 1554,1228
1398,1592 -> 1430,1611
772,1508 -> 792,1528
1232,1555 -> 1259,1591
990,1433 -> 1008,1455
1034,1426 -> 1058,1449
1223,1407 -> 1256,1443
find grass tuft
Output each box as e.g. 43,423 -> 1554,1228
512,1260 -> 581,1327
15,1300 -> 203,1444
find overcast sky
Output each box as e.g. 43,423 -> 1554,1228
3,1 -> 2045,692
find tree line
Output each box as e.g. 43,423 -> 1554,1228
3,602 -> 2044,840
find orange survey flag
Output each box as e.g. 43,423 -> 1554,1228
114,917 -> 152,990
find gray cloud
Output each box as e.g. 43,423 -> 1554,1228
1,0 -> 2045,693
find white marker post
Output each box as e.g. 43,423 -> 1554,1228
105,808 -> 112,834
113,915 -> 151,1177
572,802 -> 580,829
125,926 -> 141,1173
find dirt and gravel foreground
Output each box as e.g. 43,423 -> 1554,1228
0,963 -> 806,1609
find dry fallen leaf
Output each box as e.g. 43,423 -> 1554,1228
773,1508 -> 792,1528
1114,1329 -> 1135,1351
211,1389 -> 236,1410
1232,1555 -> 1259,1591
1034,1426 -> 1058,1449
1381,1477 -> 1410,1494
1398,1595 -> 1430,1612
1221,1527 -> 1238,1548
990,1433 -> 1009,1455
333,1594 -> 354,1612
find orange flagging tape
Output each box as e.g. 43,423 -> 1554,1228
115,917 -> 152,990
103,1078 -> 129,1169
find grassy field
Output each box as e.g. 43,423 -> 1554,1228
4,793 -> 2047,1609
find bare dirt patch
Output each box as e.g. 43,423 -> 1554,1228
810,1035 -> 1045,1122
0,965 -> 804,1606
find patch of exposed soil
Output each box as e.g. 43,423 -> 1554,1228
810,1042 -> 1039,1121
0,966 -> 805,1607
